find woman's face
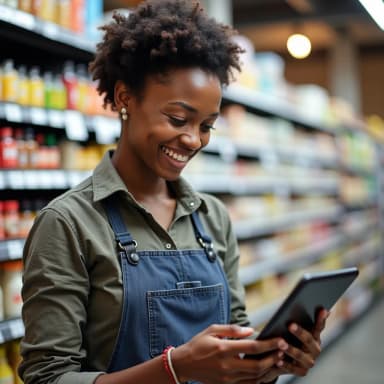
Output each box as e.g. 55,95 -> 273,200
120,67 -> 222,181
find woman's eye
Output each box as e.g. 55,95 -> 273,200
168,116 -> 187,127
201,123 -> 215,133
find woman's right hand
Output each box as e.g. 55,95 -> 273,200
171,324 -> 288,384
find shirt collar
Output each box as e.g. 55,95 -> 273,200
92,150 -> 208,214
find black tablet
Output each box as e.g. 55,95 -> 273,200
246,267 -> 359,357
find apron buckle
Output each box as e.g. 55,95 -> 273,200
118,240 -> 140,265
198,237 -> 217,262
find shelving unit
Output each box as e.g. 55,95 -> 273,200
0,6 -> 383,384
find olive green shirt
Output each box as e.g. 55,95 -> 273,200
20,151 -> 249,384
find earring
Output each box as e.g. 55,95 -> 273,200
120,107 -> 128,121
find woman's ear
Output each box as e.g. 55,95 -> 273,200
114,80 -> 132,113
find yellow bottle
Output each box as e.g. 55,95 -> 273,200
3,60 -> 18,103
17,66 -> 30,106
7,341 -> 23,384
29,67 -> 44,108
0,345 -> 13,384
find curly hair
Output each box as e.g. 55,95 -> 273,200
89,0 -> 243,109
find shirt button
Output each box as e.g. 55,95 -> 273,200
165,243 -> 172,249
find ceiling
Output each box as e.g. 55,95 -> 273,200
104,0 -> 384,55
232,0 -> 384,54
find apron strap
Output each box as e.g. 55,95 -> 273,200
102,194 -> 140,265
191,211 -> 217,262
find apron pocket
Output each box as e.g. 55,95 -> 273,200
147,283 -> 226,357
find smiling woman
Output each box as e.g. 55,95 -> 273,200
19,1 -> 329,384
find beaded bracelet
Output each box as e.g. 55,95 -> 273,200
162,346 -> 181,384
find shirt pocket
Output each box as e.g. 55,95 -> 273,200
147,283 -> 226,358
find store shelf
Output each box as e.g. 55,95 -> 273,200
206,136 -> 339,168
234,206 -> 341,240
0,318 -> 24,344
0,102 -> 120,143
239,234 -> 345,286
0,170 -> 91,190
185,174 -> 339,195
223,86 -> 336,134
0,5 -> 94,60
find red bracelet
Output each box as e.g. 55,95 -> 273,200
162,346 -> 180,384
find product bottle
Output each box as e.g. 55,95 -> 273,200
15,129 -> 28,169
0,345 -> 13,384
43,71 -> 53,109
18,0 -> 33,13
0,127 -> 18,169
7,341 -> 23,384
2,261 -> 23,319
4,200 -> 19,239
0,201 -> 5,241
56,0 -> 71,29
45,133 -> 60,169
17,65 -> 29,106
2,60 -> 18,103
24,128 -> 38,169
62,61 -> 78,110
29,67 -> 44,108
19,200 -> 35,238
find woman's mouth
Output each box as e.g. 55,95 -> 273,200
161,145 -> 189,163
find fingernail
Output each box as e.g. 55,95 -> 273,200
278,340 -> 288,350
277,360 -> 284,367
278,351 -> 284,358
240,327 -> 254,333
290,324 -> 298,332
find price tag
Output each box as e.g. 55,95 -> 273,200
48,110 -> 65,128
39,171 -> 54,189
4,103 -> 23,123
14,9 -> 36,30
51,170 -> 67,189
30,107 -> 48,125
0,5 -> 13,23
6,171 -> 24,189
93,116 -> 120,144
41,21 -> 59,39
0,172 -> 5,189
9,318 -> 24,339
64,111 -> 89,141
7,240 -> 24,260
24,171 -> 40,189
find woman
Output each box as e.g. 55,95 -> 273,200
19,1 -> 328,383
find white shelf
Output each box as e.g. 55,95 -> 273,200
185,174 -> 339,195
234,206 -> 342,239
0,102 -> 120,144
0,170 -> 91,190
239,234 -> 345,285
223,86 -> 336,134
0,5 -> 95,53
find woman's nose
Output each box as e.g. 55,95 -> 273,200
180,127 -> 202,150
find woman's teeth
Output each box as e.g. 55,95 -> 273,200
161,146 -> 189,162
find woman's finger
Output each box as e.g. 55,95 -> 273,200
288,323 -> 321,358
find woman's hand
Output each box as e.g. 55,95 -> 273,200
171,324 -> 288,384
278,308 -> 330,377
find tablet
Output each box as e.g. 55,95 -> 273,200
246,267 -> 358,358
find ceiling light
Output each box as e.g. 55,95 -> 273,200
358,0 -> 384,30
286,33 -> 312,59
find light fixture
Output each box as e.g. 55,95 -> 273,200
358,0 -> 384,30
286,33 -> 312,59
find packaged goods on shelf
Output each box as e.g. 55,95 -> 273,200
0,344 -> 13,384
1,261 -> 23,319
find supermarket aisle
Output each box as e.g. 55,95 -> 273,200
291,298 -> 384,384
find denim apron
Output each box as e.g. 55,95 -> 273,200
102,194 -> 231,383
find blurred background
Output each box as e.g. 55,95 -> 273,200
0,0 -> 383,383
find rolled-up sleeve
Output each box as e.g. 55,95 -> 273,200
19,208 -> 104,384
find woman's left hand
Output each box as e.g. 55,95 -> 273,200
277,308 -> 330,377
